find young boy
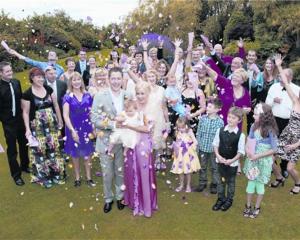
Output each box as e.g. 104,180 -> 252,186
195,98 -> 224,194
212,106 -> 245,211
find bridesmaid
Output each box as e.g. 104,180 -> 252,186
124,81 -> 158,217
63,72 -> 95,187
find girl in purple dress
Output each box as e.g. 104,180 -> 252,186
63,72 -> 95,187
123,81 -> 158,217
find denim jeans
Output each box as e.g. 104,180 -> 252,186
198,151 -> 219,186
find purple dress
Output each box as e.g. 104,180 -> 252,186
124,129 -> 158,217
63,92 -> 94,158
216,75 -> 251,129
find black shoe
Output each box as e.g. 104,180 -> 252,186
117,199 -> 125,210
74,180 -> 81,187
86,179 -> 96,187
22,167 -> 31,173
210,184 -> 217,194
103,201 -> 113,213
221,199 -> 233,211
212,198 -> 224,211
193,184 -> 207,192
14,177 -> 25,186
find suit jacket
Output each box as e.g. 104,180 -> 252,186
75,61 -> 88,75
44,79 -> 67,114
91,89 -> 125,153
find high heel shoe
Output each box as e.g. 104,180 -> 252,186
270,178 -> 285,188
290,183 -> 300,195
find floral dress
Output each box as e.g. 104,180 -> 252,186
243,126 -> 277,184
22,86 -> 65,187
171,130 -> 201,174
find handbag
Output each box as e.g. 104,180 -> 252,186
246,165 -> 260,181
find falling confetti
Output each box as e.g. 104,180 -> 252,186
166,180 -> 171,185
69,202 -> 74,208
20,192 -> 24,196
158,13 -> 163,18
151,183 -> 156,189
120,184 -> 126,191
81,224 -> 85,230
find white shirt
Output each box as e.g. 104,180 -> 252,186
266,82 -> 300,119
46,80 -> 57,97
109,89 -> 123,115
212,125 -> 245,167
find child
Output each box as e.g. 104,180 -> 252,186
165,75 -> 190,117
171,117 -> 201,193
108,98 -> 141,156
212,106 -> 246,211
243,103 -> 278,218
195,98 -> 224,194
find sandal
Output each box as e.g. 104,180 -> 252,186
290,183 -> 300,195
185,186 -> 191,193
250,207 -> 260,218
175,185 -> 184,192
270,178 -> 285,188
243,204 -> 252,218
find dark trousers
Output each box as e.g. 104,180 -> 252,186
2,119 -> 29,180
199,151 -> 219,186
217,163 -> 238,201
275,117 -> 290,172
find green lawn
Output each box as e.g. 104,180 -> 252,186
1,51 -> 300,239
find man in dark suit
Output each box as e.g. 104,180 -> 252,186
75,48 -> 87,76
44,66 -> 67,113
0,61 -> 29,186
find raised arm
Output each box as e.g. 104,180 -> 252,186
7,48 -> 26,60
168,38 -> 183,76
275,54 -> 300,107
141,39 -> 151,70
185,32 -> 194,69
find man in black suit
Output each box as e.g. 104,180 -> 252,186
75,48 -> 87,76
44,66 -> 67,113
0,61 -> 29,186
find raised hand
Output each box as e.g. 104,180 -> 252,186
173,38 -> 183,48
274,53 -> 283,67
158,36 -> 164,48
237,37 -> 244,48
141,39 -> 149,51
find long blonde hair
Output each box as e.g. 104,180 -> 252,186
67,72 -> 86,93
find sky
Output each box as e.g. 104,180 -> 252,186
1,0 -> 140,27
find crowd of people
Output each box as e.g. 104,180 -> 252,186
0,32 -> 300,219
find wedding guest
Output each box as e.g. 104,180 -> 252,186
63,72 -> 95,187
22,67 -> 65,188
60,57 -> 76,83
75,48 -> 87,76
0,61 -> 29,186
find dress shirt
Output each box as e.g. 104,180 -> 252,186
109,89 -> 123,115
46,80 -> 57,97
266,82 -> 300,119
25,57 -> 64,78
212,125 -> 245,167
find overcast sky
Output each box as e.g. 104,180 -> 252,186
1,0 -> 139,27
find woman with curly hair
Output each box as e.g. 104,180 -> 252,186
243,103 -> 278,218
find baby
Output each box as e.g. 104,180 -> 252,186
108,98 -> 142,156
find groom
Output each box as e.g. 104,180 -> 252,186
91,67 -> 126,213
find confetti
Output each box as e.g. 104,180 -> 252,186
184,202 -> 189,205
166,180 -> 171,185
20,192 -> 24,196
151,183 -> 156,189
158,13 -> 163,18
94,224 -> 99,232
81,224 -> 85,230
69,202 -> 74,208
120,184 -> 126,191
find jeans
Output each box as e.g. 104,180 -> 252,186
198,151 -> 219,186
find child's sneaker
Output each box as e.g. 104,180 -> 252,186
250,207 -> 260,218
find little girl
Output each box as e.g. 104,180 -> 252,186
108,98 -> 142,156
243,103 -> 278,218
171,117 -> 201,192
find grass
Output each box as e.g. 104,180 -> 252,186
1,50 -> 300,239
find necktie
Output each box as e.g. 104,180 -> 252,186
9,82 -> 16,117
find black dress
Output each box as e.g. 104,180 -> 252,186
182,93 -> 200,134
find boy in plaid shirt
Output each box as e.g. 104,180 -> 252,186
195,98 -> 224,194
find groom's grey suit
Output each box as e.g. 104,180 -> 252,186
91,89 -> 125,203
